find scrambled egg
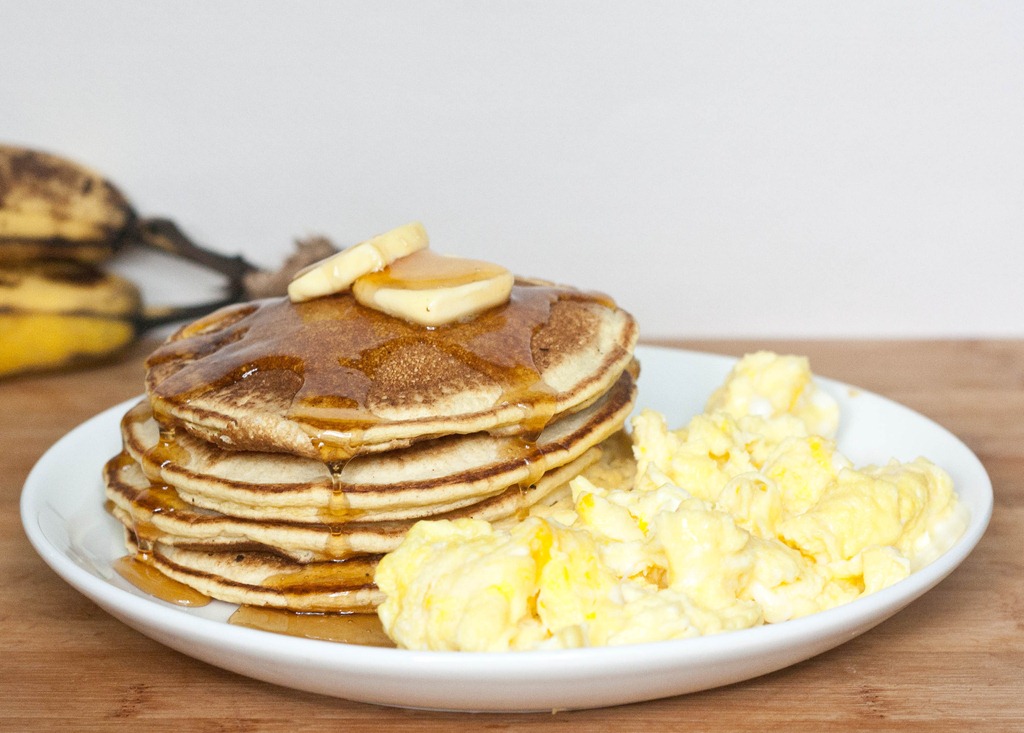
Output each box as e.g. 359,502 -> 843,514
374,352 -> 963,651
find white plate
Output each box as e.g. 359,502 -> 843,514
21,346 -> 992,712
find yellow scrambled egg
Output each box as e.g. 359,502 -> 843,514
374,352 -> 963,651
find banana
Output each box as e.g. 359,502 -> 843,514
0,143 -> 272,380
0,260 -> 142,378
0,145 -> 263,286
0,145 -> 135,264
288,222 -> 428,302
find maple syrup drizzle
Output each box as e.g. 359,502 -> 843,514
118,475 -> 191,551
113,554 -> 211,607
228,607 -> 394,646
120,401 -> 193,484
359,249 -> 508,290
109,450 -> 136,472
262,555 -> 379,592
146,281 -> 616,462
135,431 -> 188,490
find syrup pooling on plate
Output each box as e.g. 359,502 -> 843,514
228,607 -> 394,646
113,554 -> 211,607
145,281 -> 617,461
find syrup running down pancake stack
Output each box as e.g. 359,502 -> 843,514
104,230 -> 638,613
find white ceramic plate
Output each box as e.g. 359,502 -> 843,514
21,346 -> 992,712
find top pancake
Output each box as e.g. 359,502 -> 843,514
145,278 -> 638,460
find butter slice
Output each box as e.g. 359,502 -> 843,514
353,252 -> 514,327
288,222 -> 428,302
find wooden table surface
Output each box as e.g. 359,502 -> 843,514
3,339 -> 1021,732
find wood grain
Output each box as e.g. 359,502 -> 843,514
2,339 -> 1021,732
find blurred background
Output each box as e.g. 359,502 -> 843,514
3,1 -> 1022,339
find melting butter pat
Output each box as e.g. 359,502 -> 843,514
288,222 -> 429,303
353,250 -> 514,327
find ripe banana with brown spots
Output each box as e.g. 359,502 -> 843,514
0,144 -> 136,265
0,260 -> 142,378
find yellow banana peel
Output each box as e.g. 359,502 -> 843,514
0,260 -> 142,378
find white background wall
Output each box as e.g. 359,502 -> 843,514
3,2 -> 1022,339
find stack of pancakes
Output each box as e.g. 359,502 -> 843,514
104,277 -> 638,612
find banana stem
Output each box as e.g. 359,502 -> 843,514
131,217 -> 259,300
127,217 -> 263,334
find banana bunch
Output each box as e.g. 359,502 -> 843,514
0,144 -> 269,379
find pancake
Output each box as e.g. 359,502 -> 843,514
106,449 -> 601,562
144,279 -> 638,461
123,532 -> 385,612
121,369 -> 637,522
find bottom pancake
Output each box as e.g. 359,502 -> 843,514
124,531 -> 384,612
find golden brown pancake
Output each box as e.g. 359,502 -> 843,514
123,531 -> 385,612
144,279 -> 638,461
